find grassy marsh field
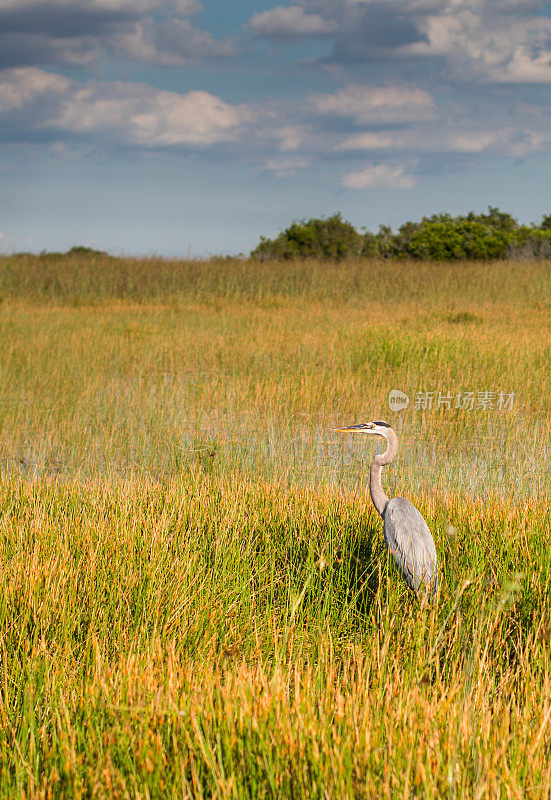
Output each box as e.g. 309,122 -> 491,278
0,253 -> 550,797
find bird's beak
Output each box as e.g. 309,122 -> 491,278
332,424 -> 372,433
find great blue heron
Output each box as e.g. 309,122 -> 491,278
334,420 -> 438,595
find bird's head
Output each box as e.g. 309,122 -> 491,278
333,420 -> 393,437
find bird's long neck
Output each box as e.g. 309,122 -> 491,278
369,429 -> 399,517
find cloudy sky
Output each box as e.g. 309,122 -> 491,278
2,0 -> 551,254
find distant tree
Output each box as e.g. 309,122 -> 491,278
397,208 -> 519,260
468,206 -> 518,232
405,218 -> 469,260
405,215 -> 513,260
392,220 -> 422,256
361,231 -> 381,258
66,246 -> 109,257
252,213 -> 363,261
252,207 -> 551,262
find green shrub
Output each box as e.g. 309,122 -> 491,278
404,215 -> 513,260
252,213 -> 363,261
506,227 -> 551,259
253,207 -> 551,262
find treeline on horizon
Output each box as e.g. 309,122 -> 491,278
252,207 -> 551,261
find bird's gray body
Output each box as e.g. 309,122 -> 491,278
383,497 -> 438,593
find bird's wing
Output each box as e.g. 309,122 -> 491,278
383,497 -> 438,592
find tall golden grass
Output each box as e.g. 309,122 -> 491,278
0,254 -> 549,797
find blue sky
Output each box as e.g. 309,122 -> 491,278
2,0 -> 551,255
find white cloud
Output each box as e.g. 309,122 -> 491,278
168,0 -> 202,13
59,85 -> 253,147
342,161 -> 417,189
0,0 -> 201,11
399,7 -> 551,82
4,66 -> 551,171
448,131 -> 497,152
0,67 -> 70,113
0,67 -> 253,147
493,46 -> 551,83
249,6 -> 336,38
262,155 -> 314,176
0,0 -> 235,69
337,132 -> 395,150
245,1 -> 551,84
112,17 -> 237,65
338,128 -> 501,153
271,125 -> 307,151
6,0 -> 551,86
311,85 -> 435,123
